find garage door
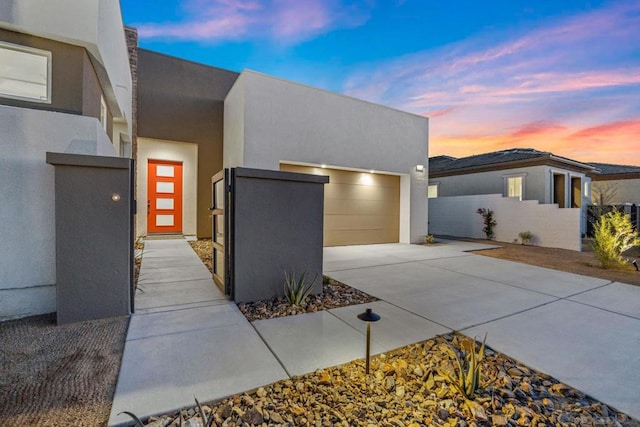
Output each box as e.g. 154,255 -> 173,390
281,164 -> 400,246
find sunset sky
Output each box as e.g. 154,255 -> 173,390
121,0 -> 640,166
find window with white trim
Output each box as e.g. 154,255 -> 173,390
427,183 -> 439,198
506,176 -> 523,201
100,95 -> 108,131
0,42 -> 51,103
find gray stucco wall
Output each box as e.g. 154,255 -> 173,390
232,168 -> 328,303
431,165 -> 548,202
0,105 -> 115,320
137,49 -> 239,238
46,153 -> 132,324
592,178 -> 640,205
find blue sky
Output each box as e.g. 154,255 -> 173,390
120,0 -> 640,164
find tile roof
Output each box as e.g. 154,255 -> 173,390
587,162 -> 640,175
429,148 -> 594,173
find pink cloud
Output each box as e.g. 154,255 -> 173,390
136,0 -> 371,44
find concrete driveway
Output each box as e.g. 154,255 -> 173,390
324,241 -> 640,421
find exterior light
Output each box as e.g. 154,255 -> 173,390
321,164 -> 327,168
111,193 -> 121,202
416,164 -> 424,172
357,308 -> 381,374
370,169 -> 375,174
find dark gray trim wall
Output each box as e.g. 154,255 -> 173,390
0,28 -> 105,122
231,167 -> 328,303
137,49 -> 239,237
46,152 -> 133,324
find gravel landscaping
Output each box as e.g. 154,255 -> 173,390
0,314 -> 128,427
142,334 -> 639,427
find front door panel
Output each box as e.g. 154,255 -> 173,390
148,160 -> 183,233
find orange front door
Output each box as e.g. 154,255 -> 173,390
148,160 -> 183,233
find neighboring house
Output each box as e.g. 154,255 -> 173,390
0,1 -> 133,320
428,148 -> 597,237
1,2 -> 428,320
588,162 -> 640,205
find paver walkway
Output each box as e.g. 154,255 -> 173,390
109,239 -> 640,425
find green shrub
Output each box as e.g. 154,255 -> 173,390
283,270 -> 317,306
424,234 -> 436,245
518,231 -> 533,245
476,208 -> 497,240
441,335 -> 487,401
592,210 -> 640,269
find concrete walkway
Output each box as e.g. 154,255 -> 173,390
110,239 -> 640,425
108,240 -> 287,426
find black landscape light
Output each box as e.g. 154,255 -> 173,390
633,259 -> 638,271
358,308 -> 381,374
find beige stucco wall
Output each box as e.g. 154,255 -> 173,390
137,138 -> 198,237
592,178 -> 640,205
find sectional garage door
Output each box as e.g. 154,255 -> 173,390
281,164 -> 400,246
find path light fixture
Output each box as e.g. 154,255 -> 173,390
357,308 -> 381,374
633,259 -> 638,271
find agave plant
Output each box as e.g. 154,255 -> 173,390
283,270 -> 317,306
441,334 -> 487,400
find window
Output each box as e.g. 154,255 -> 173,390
100,96 -> 108,130
0,42 -> 51,103
506,176 -> 523,201
427,184 -> 439,198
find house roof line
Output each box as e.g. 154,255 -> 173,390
239,69 -> 430,122
429,148 -> 595,177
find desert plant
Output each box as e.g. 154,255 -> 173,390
476,208 -> 497,240
591,210 -> 640,269
283,270 -> 317,306
519,231 -> 533,245
196,397 -> 215,427
441,335 -> 487,401
424,234 -> 436,245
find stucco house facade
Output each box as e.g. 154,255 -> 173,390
428,149 -> 596,238
588,162 -> 640,205
1,2 -> 429,320
0,0 -> 133,320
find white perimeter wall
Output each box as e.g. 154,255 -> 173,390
224,70 -> 429,243
0,105 -> 116,320
429,194 -> 582,251
137,138 -> 198,238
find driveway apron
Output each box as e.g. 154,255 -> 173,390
325,241 -> 640,420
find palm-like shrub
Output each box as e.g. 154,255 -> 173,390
283,270 -> 316,306
592,210 -> 640,269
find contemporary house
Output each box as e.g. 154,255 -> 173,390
588,162 -> 640,205
427,148 -> 597,250
0,1 -> 133,320
132,43 -> 429,247
1,2 -> 429,320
